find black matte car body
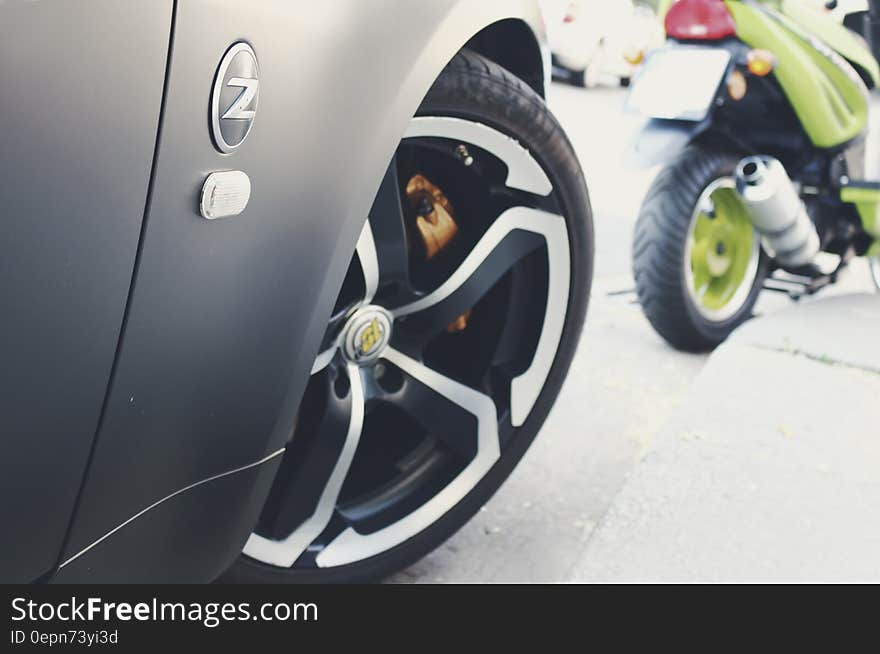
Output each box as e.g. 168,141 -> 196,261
0,0 -> 564,584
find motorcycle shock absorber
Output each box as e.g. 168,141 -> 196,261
735,156 -> 821,268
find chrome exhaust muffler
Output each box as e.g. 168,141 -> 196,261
735,156 -> 820,267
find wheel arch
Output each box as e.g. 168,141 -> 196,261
54,0 -> 554,583
464,18 -> 548,97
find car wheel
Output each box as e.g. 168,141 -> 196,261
221,50 -> 594,583
633,145 -> 768,352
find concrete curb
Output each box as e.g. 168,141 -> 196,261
572,293 -> 880,582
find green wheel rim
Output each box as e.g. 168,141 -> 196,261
684,178 -> 761,322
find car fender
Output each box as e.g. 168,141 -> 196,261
54,0 -> 550,582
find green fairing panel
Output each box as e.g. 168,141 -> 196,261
780,0 -> 879,87
725,0 -> 871,148
841,186 -> 880,252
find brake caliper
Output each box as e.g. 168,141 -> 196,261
405,174 -> 471,333
406,174 -> 458,260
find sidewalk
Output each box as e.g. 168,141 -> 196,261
572,293 -> 880,582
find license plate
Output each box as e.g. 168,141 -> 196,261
627,47 -> 731,121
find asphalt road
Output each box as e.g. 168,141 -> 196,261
391,83 -> 876,583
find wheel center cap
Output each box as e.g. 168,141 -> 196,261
706,246 -> 732,277
342,306 -> 393,364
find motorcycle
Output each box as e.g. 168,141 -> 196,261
628,0 -> 880,351
828,1 -> 880,291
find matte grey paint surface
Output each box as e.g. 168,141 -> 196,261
0,0 -> 172,583
53,456 -> 283,584
53,0 -> 548,581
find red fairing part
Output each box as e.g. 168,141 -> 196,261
665,0 -> 737,41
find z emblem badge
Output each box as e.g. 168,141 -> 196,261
211,42 -> 260,153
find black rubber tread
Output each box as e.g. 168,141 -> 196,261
222,49 -> 594,583
633,144 -> 767,352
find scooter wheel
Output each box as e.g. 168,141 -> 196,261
633,144 -> 769,352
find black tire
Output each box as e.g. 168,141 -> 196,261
619,76 -> 631,88
222,50 -> 594,583
633,144 -> 767,352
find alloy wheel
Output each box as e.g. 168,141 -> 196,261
684,177 -> 762,323
242,116 -> 572,570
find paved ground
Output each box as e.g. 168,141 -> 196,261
573,294 -> 880,582
391,84 -> 877,583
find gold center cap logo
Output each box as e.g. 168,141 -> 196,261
342,306 -> 393,364
357,318 -> 384,357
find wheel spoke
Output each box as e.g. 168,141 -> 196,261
691,239 -> 712,292
314,348 -> 501,568
394,226 -> 544,336
310,348 -> 337,375
243,364 -> 365,568
355,221 -> 379,306
379,355 -> 486,461
392,208 -> 551,322
389,207 -> 569,428
365,157 -> 411,298
693,212 -> 713,243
